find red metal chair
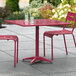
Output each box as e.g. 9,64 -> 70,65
0,35 -> 18,67
43,12 -> 76,60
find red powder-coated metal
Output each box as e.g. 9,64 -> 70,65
5,17 -> 72,64
5,19 -> 71,27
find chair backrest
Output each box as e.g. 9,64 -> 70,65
63,12 -> 76,32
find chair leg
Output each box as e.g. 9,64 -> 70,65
14,40 -> 16,67
72,33 -> 76,48
43,35 -> 45,56
51,37 -> 53,60
17,39 -> 18,63
63,35 -> 68,55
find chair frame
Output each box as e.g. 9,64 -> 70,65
0,35 -> 18,67
43,12 -> 76,60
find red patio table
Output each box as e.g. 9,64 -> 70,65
5,19 -> 71,64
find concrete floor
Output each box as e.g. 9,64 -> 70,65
0,24 -> 76,76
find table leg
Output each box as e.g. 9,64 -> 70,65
36,26 -> 39,57
23,26 -> 52,64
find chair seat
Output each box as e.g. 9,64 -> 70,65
44,29 -> 72,37
0,35 -> 18,40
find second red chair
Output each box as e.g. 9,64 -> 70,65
43,12 -> 76,60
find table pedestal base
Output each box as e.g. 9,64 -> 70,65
23,56 -> 52,64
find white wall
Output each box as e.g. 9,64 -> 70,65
0,0 -> 6,7
19,0 -> 29,9
0,0 -> 29,9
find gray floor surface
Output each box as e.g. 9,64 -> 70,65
0,24 -> 76,76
